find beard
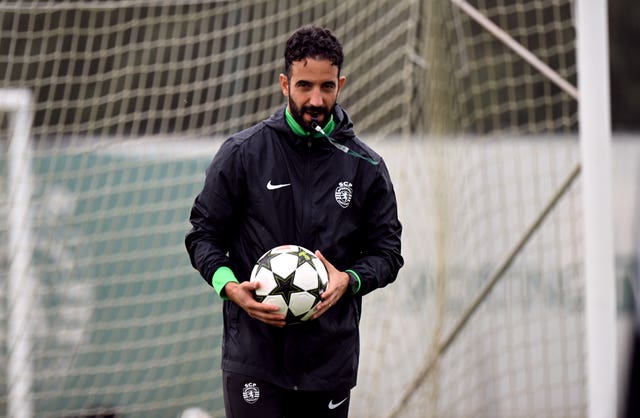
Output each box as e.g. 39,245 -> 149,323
288,96 -> 333,133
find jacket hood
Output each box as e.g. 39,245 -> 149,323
263,103 -> 356,142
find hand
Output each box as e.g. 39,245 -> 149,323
311,250 -> 350,320
224,281 -> 287,328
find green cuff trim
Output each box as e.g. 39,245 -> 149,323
212,266 -> 239,299
345,269 -> 362,295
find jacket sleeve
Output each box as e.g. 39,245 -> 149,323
185,138 -> 246,287
349,159 -> 403,296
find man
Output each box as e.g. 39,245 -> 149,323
185,26 -> 403,418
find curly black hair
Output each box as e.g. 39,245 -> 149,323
284,26 -> 344,77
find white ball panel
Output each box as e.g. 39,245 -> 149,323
262,295 -> 288,315
252,268 -> 277,296
288,292 -> 316,316
292,263 -> 319,290
270,252 -> 299,278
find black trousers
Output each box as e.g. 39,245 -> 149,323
222,371 -> 351,418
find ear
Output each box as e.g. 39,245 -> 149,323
337,75 -> 346,95
279,73 -> 289,97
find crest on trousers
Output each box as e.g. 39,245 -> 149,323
242,382 -> 260,404
335,181 -> 353,208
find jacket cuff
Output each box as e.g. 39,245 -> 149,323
212,266 -> 239,300
345,269 -> 362,295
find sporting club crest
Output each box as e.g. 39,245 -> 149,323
242,382 -> 260,404
335,181 -> 353,208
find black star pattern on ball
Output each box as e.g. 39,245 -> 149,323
270,270 -> 305,306
255,250 -> 282,275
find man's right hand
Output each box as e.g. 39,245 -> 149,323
223,281 -> 287,328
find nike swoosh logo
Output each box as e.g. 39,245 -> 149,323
266,180 -> 291,190
328,397 -> 348,410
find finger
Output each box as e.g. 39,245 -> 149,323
258,301 -> 286,316
320,277 -> 338,300
261,312 -> 287,327
242,280 -> 260,291
310,303 -> 329,320
256,309 -> 286,323
245,299 -> 283,315
320,287 -> 332,301
310,297 -> 335,319
251,310 -> 286,327
248,305 -> 286,326
264,319 -> 286,328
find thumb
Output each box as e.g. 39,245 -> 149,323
315,250 -> 335,272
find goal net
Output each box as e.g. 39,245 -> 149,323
1,1 -> 589,417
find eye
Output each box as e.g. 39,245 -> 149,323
296,81 -> 311,89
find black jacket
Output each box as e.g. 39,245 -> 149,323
185,104 -> 403,391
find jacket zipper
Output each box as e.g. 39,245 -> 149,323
301,139 -> 313,243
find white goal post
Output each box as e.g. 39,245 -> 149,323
1,88 -> 35,418
576,1 -> 617,417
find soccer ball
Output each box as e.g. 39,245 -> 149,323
249,245 -> 329,324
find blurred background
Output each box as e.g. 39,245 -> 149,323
0,1 -> 638,417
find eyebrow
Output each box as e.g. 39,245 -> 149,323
294,80 -> 337,87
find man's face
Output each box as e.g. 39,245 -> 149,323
279,58 -> 346,131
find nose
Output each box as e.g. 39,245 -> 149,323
309,88 -> 323,107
